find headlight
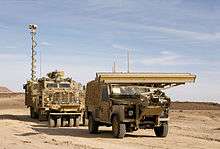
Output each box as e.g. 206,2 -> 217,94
160,111 -> 165,117
160,110 -> 168,118
75,98 -> 80,104
128,110 -> 134,116
159,98 -> 167,103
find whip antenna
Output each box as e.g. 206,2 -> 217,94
127,49 -> 130,73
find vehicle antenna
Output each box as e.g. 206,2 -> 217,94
112,61 -> 116,73
127,49 -> 130,73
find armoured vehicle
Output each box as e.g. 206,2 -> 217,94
24,70 -> 86,127
85,72 -> 196,138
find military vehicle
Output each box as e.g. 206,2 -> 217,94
24,70 -> 87,127
85,72 -> 196,138
24,24 -> 87,127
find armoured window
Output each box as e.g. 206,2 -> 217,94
47,83 -> 58,88
59,83 -> 70,88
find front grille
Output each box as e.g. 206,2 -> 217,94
47,92 -> 79,104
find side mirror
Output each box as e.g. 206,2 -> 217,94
23,84 -> 26,90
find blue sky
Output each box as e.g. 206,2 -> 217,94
0,0 -> 219,102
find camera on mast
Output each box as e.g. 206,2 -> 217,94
29,24 -> 38,33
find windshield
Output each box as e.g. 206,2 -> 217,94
111,85 -> 150,97
59,83 -> 70,88
47,83 -> 58,88
46,83 -> 71,88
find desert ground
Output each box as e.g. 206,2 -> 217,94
0,95 -> 220,149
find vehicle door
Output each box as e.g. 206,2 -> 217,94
100,85 -> 111,122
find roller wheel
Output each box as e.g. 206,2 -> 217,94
69,118 -> 74,127
74,117 -> 80,127
49,117 -> 55,127
56,117 -> 61,127
83,118 -> 88,126
82,115 -> 88,126
62,119 -> 68,127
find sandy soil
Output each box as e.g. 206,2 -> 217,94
0,97 -> 220,149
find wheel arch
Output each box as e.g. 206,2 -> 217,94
111,113 -> 119,123
87,110 -> 93,119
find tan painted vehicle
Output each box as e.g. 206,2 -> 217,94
24,71 -> 87,127
85,72 -> 196,138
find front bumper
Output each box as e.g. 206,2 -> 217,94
50,112 -> 82,116
158,117 -> 169,122
122,106 -> 169,128
45,103 -> 81,112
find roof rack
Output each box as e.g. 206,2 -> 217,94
96,72 -> 196,89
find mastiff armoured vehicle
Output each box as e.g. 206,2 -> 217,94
24,70 -> 86,127
85,72 -> 196,138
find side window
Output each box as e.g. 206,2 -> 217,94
101,86 -> 109,100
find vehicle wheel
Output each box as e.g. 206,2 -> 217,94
112,115 -> 126,138
154,122 -> 168,137
88,115 -> 98,133
74,117 -> 80,127
49,117 -> 55,127
38,112 -> 46,121
83,116 -> 88,126
69,118 -> 74,127
56,117 -> 61,127
30,107 -> 36,118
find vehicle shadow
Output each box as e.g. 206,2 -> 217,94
32,127 -> 114,139
0,114 -> 39,123
0,114 -> 156,139
31,127 -> 156,139
125,133 -> 156,138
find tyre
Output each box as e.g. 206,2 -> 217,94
30,107 -> 36,118
154,122 -> 168,137
83,116 -> 88,126
74,117 -> 80,127
88,115 -> 98,133
112,115 -> 126,138
56,117 -> 61,127
84,119 -> 88,126
49,117 -> 55,127
38,112 -> 46,121
69,118 -> 74,127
